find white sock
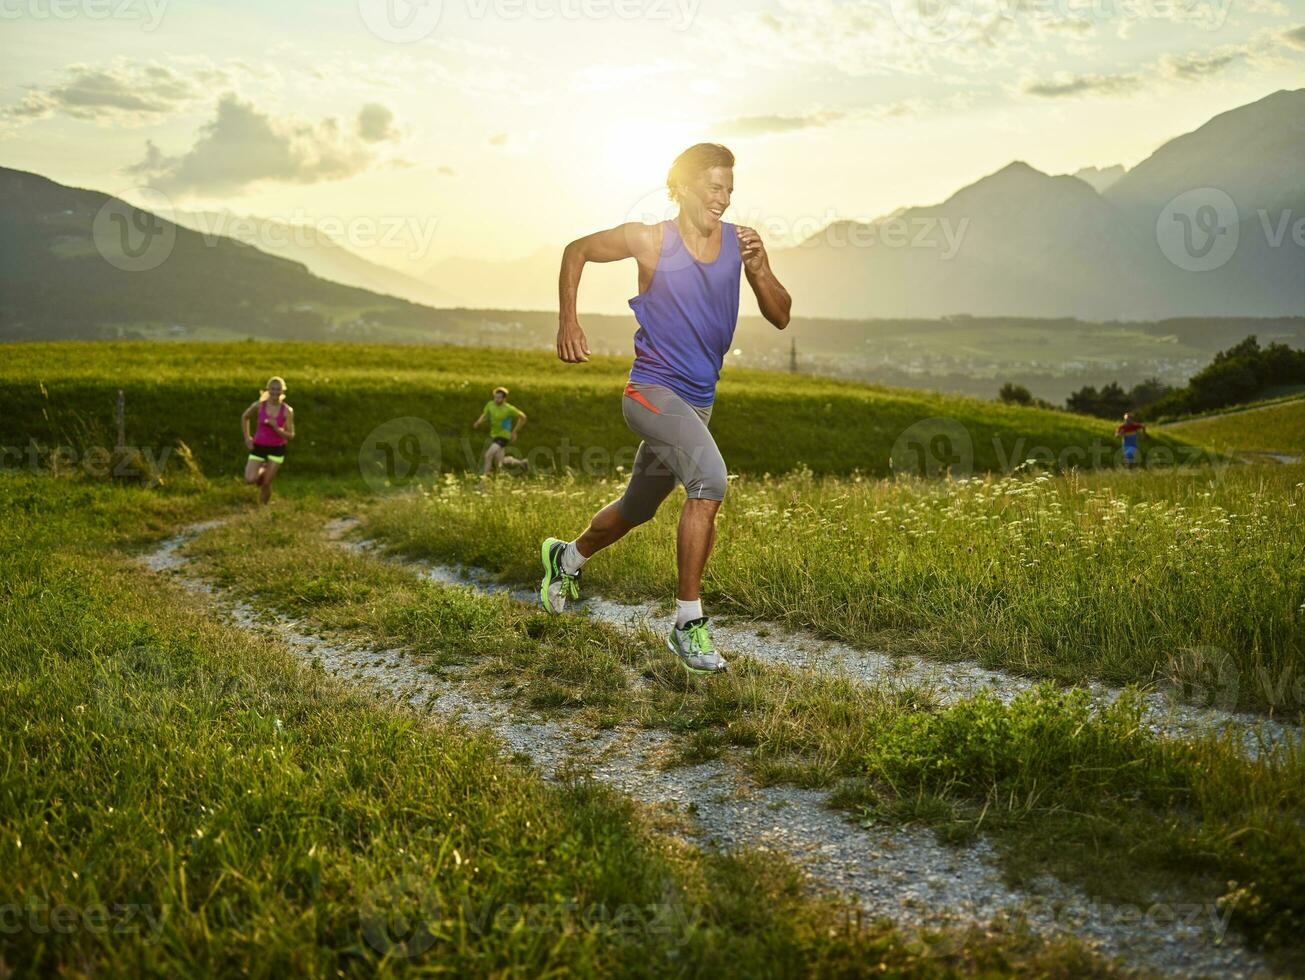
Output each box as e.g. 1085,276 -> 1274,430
675,599 -> 703,628
561,541 -> 587,575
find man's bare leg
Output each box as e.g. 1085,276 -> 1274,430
574,500 -> 638,558
482,444 -> 500,476
676,498 -> 720,600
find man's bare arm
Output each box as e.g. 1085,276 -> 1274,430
557,223 -> 659,363
738,225 -> 791,330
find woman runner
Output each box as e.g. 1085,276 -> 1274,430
241,376 -> 295,506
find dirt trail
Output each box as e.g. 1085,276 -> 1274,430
336,523 -> 1297,762
134,519 -> 1280,978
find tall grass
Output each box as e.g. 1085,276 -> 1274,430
3,472 -> 1128,977
188,493 -> 1305,958
1,341 -> 1204,480
360,465 -> 1305,713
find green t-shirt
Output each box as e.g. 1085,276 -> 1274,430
483,400 -> 523,440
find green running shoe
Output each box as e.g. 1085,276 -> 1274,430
540,537 -> 581,614
667,617 -> 727,674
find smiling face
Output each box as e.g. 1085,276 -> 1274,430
265,378 -> 284,401
676,165 -> 733,234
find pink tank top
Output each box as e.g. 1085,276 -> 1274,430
256,401 -> 287,446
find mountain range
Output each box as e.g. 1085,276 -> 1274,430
416,89 -> 1305,319
1,88 -> 1301,338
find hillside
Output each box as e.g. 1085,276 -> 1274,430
171,209 -> 456,310
0,167 -> 444,340
1163,395 -> 1305,458
0,341 -> 1208,481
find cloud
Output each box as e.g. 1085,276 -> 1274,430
2,62 -> 197,124
713,97 -> 965,138
357,103 -> 399,143
1020,35 -> 1278,99
125,94 -> 390,195
1283,25 -> 1305,50
716,111 -> 846,138
1021,71 -> 1143,97
1159,50 -> 1247,80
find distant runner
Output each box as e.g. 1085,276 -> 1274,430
539,142 -> 792,674
473,386 -> 529,476
241,376 -> 295,506
1116,412 -> 1147,466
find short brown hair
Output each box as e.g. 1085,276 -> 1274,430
667,143 -> 734,202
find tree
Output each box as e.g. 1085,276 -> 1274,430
998,382 -> 1033,405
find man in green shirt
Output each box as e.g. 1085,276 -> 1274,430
473,386 -> 529,476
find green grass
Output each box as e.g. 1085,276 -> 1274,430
177,490 -> 1305,959
358,465 -> 1305,714
1165,397 -> 1305,457
2,472 -> 1137,978
0,340 -> 1208,483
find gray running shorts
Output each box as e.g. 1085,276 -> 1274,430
617,382 -> 728,525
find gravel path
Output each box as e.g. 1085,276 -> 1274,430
138,520 -> 1275,978
334,521 -> 1297,762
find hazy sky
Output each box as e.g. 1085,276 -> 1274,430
3,0 -> 1304,273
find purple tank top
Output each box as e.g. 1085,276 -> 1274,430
628,219 -> 742,407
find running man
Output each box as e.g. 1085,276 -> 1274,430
1116,412 -> 1147,466
473,386 -> 529,476
241,376 -> 295,506
539,143 -> 791,674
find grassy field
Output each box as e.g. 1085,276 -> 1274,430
358,465 -> 1305,714
5,471 -> 1304,973
179,493 -> 1305,958
3,472 -> 1137,978
5,341 -> 1303,974
0,341 -> 1208,482
1164,397 -> 1305,457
